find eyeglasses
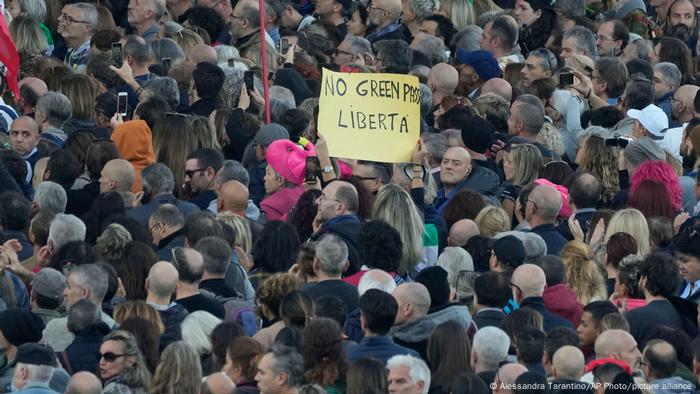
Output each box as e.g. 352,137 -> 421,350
368,3 -> 388,12
596,34 -> 615,42
184,168 -> 207,178
171,247 -> 183,266
315,193 -> 342,205
59,13 -> 90,25
509,282 -> 523,293
527,199 -> 538,211
230,13 -> 247,21
99,352 -> 127,362
209,0 -> 224,9
148,222 -> 161,234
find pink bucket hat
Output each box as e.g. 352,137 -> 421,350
534,178 -> 572,219
266,139 -> 316,186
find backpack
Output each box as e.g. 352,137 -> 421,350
199,289 -> 258,336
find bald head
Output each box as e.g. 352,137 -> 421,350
19,77 -> 48,98
393,282 -> 431,322
448,219 -> 480,247
203,372 -> 236,394
147,261 -> 179,299
373,0 -> 402,18
481,78 -> 512,102
187,44 -> 218,73
358,269 -> 397,295
9,116 -> 40,156
66,371 -> 102,394
529,185 -> 562,223
674,85 -> 700,121
428,63 -> 459,95
594,329 -> 641,372
173,247 -> 205,285
552,346 -> 585,380
497,363 -> 528,385
511,264 -> 546,298
100,159 -> 136,194
218,180 -> 249,214
643,340 -> 678,380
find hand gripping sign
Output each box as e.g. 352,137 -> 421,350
318,68 -> 421,163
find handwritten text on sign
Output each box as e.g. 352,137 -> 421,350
318,68 -> 420,163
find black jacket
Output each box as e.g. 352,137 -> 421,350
310,214 -> 363,275
557,210 -> 596,241
472,308 -> 506,329
186,98 -> 220,117
158,303 -> 188,352
60,322 -> 111,374
520,297 -> 574,332
156,228 -> 186,261
66,182 -> 100,218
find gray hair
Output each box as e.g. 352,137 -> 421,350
411,0 -> 437,20
72,3 -> 98,32
36,91 -> 72,128
622,73 -> 654,110
436,247 -> 473,287
215,45 -> 241,65
563,26 -> 597,57
34,181 -> 67,214
70,264 -> 108,304
452,25 -> 483,51
473,326 -> 511,370
150,0 -> 167,20
241,4 -> 260,28
144,77 -> 180,110
513,94 -> 545,134
420,132 -> 448,164
19,364 -> 53,383
267,344 -> 305,388
182,311 -> 222,355
556,0 -> 585,17
315,234 -> 348,277
19,0 -> 47,22
358,269 -> 396,295
142,163 -> 176,196
149,38 -> 185,64
195,236 -> 232,275
630,39 -> 653,62
419,83 -> 432,118
413,34 -> 447,65
654,62 -> 681,90
151,203 -> 185,228
269,86 -> 296,122
387,355 -> 430,394
478,11 -> 497,28
217,160 -> 249,187
67,298 -> 101,333
48,213 -> 86,251
343,34 -> 372,56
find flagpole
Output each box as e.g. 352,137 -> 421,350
258,0 -> 271,124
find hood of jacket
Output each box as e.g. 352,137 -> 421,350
651,377 -> 695,394
391,315 -> 437,342
616,0 -> 646,19
62,117 -> 96,136
463,166 -> 500,196
543,283 -> 583,326
427,304 -> 472,329
111,119 -> 156,193
160,303 -> 188,327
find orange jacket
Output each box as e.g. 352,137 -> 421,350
111,120 -> 155,193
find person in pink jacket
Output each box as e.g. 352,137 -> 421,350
260,139 -> 314,221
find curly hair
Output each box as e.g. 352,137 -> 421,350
358,220 -> 403,273
560,241 -> 607,305
288,189 -> 321,242
617,254 -> 644,299
303,318 -> 347,387
630,160 -> 682,212
255,273 -> 302,319
578,134 -> 620,204
537,122 -> 565,157
639,252 -> 681,298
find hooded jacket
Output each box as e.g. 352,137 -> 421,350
157,303 -> 188,352
310,214 -> 363,275
435,166 -> 500,213
111,120 -> 156,193
391,315 -> 436,360
62,117 -> 101,138
543,284 -> 584,327
61,322 -> 111,374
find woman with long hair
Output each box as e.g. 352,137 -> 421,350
560,241 -> 608,304
149,342 -> 202,394
303,318 -> 347,393
249,221 -> 301,289
427,320 -> 472,393
576,133 -> 620,206
653,37 -> 694,84
346,358 -> 387,394
604,209 -> 651,256
371,184 -> 427,277
9,15 -> 48,77
57,73 -> 101,135
604,232 -> 638,296
224,337 -> 264,393
119,318 -> 162,374
629,160 -> 682,214
502,144 -> 544,220
152,113 -> 197,192
100,330 -> 152,393
515,0 -> 558,56
627,180 -> 677,219
181,311 -> 222,375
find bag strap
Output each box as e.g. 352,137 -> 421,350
60,351 -> 74,375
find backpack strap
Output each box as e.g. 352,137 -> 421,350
60,351 -> 74,375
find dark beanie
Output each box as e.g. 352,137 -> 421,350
415,267 -> 451,309
0,308 -> 44,347
461,116 -> 495,154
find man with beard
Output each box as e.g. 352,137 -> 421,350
365,0 -> 409,44
663,0 -> 699,54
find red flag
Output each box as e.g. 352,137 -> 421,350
0,14 -> 19,99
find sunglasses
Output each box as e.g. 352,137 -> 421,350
99,352 -> 126,362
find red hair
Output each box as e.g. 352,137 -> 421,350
630,161 -> 681,212
627,179 -> 676,219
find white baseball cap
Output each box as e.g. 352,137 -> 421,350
626,104 -> 669,140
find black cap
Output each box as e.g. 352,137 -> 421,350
15,343 -> 55,366
488,235 -> 526,269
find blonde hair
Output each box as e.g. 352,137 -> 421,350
103,331 -> 152,389
218,212 -> 253,254
9,15 -> 48,55
189,115 -> 221,150
181,311 -> 221,356
436,247 -> 473,288
33,157 -> 50,189
560,241 -> 607,305
474,205 -> 511,238
598,313 -> 629,333
172,28 -> 204,54
114,301 -> 165,335
536,122 -> 565,157
438,0 -> 501,30
604,209 -> 650,256
152,114 -> 198,186
372,184 -> 425,276
149,342 -> 202,394
507,144 -> 544,186
58,74 -> 100,119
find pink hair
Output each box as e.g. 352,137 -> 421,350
630,161 -> 681,212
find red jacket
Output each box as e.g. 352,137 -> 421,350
543,284 -> 584,327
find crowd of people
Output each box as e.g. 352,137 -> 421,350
1,0 -> 700,392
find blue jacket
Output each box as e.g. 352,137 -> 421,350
127,193 -> 200,226
346,335 -> 420,364
529,224 -> 568,256
434,166 -> 500,214
519,297 -> 574,332
17,381 -> 59,394
59,322 -> 111,374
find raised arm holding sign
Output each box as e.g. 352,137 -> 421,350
318,68 -> 420,163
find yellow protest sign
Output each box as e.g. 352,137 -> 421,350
318,68 -> 420,163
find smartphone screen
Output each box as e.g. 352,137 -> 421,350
117,92 -> 128,117
244,71 -> 255,92
280,38 -> 289,55
559,72 -> 574,87
305,156 -> 320,183
111,43 -> 123,68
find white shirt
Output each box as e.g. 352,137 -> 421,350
660,122 -> 686,162
680,279 -> 700,299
